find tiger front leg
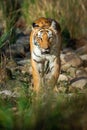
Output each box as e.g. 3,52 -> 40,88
47,58 -> 60,90
31,60 -> 41,93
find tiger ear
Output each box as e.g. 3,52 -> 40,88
51,21 -> 56,30
50,20 -> 61,32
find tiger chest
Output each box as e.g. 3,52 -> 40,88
37,60 -> 50,76
37,55 -> 56,79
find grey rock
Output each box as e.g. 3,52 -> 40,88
58,74 -> 68,81
61,49 -> 82,71
80,54 -> 87,61
70,77 -> 87,89
67,67 -> 76,77
75,45 -> 87,55
76,69 -> 87,78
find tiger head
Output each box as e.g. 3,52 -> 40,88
30,17 -> 61,61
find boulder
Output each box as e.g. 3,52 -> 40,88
70,77 -> 87,89
76,69 -> 87,78
80,54 -> 87,61
58,74 -> 68,81
61,49 -> 82,71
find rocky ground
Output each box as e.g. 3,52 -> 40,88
0,28 -> 87,98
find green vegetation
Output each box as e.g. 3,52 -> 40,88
21,0 -> 87,38
0,0 -> 22,45
0,88 -> 87,130
0,0 -> 87,48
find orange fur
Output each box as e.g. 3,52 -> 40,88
30,17 -> 61,93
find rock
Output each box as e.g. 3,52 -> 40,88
4,43 -> 26,58
58,74 -> 68,81
70,77 -> 87,89
57,87 -> 66,93
75,37 -> 87,49
17,59 -> 30,65
0,90 -> 12,96
80,54 -> 87,61
85,67 -> 87,72
75,45 -> 87,55
61,49 -> 82,71
66,37 -> 87,51
67,67 -> 76,77
60,53 -> 66,64
0,89 -> 20,98
20,63 -> 32,75
1,33 -> 30,59
16,59 -> 32,74
76,69 -> 87,78
16,34 -> 29,52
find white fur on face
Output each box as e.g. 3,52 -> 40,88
37,29 -> 53,38
32,45 -> 42,62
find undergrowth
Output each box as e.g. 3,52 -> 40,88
0,88 -> 87,130
22,0 -> 87,38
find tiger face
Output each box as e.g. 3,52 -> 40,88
30,17 -> 61,93
32,28 -> 57,59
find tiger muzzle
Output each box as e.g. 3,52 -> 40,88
41,47 -> 50,54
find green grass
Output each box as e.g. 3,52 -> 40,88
0,58 -> 87,130
21,0 -> 87,38
0,87 -> 87,130
0,0 -> 22,44
0,0 -> 87,47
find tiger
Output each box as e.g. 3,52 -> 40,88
30,17 -> 61,93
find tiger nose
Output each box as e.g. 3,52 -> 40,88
45,47 -> 50,51
41,47 -> 50,54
